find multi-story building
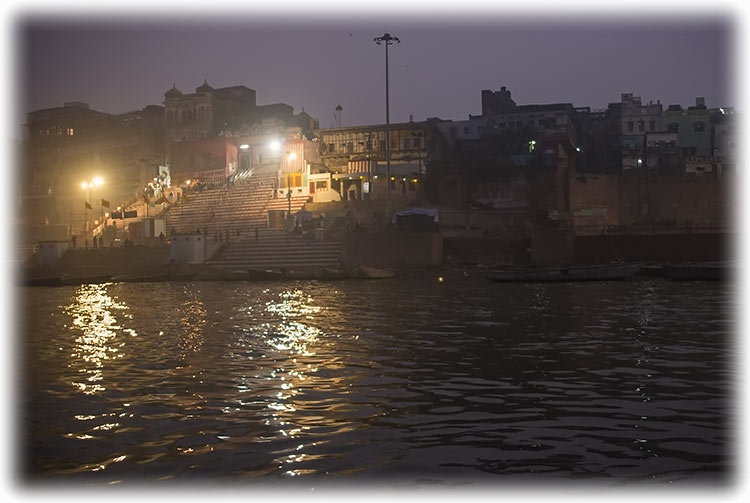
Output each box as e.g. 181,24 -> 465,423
644,131 -> 681,173
319,121 -> 437,203
661,98 -> 713,159
164,81 -> 322,198
164,81 -> 256,143
620,93 -> 664,170
22,101 -> 165,234
712,107 -> 736,173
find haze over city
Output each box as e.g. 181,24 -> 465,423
19,10 -> 734,129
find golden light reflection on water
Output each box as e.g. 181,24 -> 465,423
256,289 -> 334,476
176,286 -> 207,356
64,284 -> 135,395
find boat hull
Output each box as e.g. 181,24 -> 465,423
488,263 -> 641,283
663,263 -> 729,281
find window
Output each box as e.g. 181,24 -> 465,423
315,180 -> 327,190
498,122 -> 507,128
347,142 -> 353,154
412,137 -> 421,148
694,122 -> 705,132
638,120 -> 644,132
668,123 -> 679,133
66,128 -> 74,136
328,143 -> 334,153
403,138 -> 410,150
649,120 -> 655,131
627,121 -> 634,132
463,127 -> 470,134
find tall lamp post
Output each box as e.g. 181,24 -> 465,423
81,176 -> 103,242
374,32 -> 400,222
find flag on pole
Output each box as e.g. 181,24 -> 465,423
101,198 -> 110,208
85,201 -> 92,210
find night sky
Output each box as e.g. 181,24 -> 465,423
17,10 -> 735,129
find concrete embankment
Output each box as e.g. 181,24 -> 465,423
25,245 -> 171,278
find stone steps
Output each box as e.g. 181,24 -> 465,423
207,230 -> 341,269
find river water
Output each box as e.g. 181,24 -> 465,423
18,272 -> 735,487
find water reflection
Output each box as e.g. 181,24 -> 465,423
176,285 -> 206,356
64,283 -> 134,395
258,289 -> 331,476
25,279 -> 729,482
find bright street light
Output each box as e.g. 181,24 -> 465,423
269,140 -> 281,151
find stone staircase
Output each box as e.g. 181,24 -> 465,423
164,172 -> 309,237
206,228 -> 342,269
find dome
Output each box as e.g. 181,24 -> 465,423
196,79 -> 214,94
165,84 -> 182,98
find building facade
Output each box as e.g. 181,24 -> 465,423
22,101 -> 165,234
319,121 -> 437,203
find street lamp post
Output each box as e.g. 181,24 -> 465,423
374,32 -> 400,223
81,176 -> 103,244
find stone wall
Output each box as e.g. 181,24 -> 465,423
569,172 -> 620,231
343,230 -> 442,269
569,170 -> 732,232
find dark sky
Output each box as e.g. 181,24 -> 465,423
18,13 -> 734,129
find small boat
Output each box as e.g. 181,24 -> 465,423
112,271 -> 196,283
636,264 -> 664,277
663,262 -> 730,281
23,276 -> 62,287
112,272 -> 171,283
197,268 -> 249,281
353,264 -> 395,279
488,263 -> 641,283
248,268 -> 285,281
60,274 -> 112,286
319,267 -> 351,280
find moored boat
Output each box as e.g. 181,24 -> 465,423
60,274 -> 112,286
488,263 -> 641,283
353,264 -> 395,279
247,268 -> 285,281
197,267 -> 249,281
112,271 -> 197,283
23,276 -> 62,287
662,262 -> 730,281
